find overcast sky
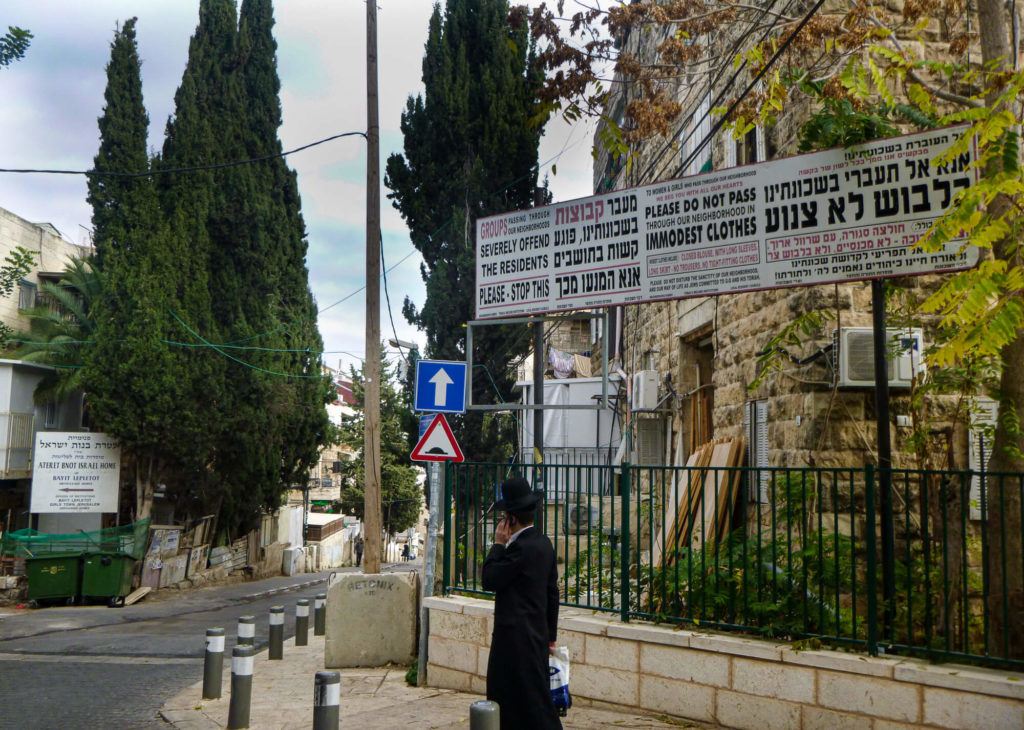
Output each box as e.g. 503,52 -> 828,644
0,1 -> 597,373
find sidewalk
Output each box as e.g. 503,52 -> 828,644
160,633 -> 696,729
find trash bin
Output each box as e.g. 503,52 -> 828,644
82,553 -> 135,605
25,554 -> 82,603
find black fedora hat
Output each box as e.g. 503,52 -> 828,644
494,476 -> 543,513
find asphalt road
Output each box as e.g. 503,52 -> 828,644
0,571 -> 342,729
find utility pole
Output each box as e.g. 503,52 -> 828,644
533,321 -> 544,480
363,0 -> 382,575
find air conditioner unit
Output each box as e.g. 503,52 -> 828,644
632,370 -> 660,411
564,503 -> 600,535
633,416 -> 665,466
833,327 -> 924,389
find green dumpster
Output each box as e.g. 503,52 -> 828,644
82,553 -> 135,605
25,554 -> 82,603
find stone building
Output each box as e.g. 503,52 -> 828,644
590,15 -> 987,479
0,206 -> 92,533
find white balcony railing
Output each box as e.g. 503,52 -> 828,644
0,412 -> 35,477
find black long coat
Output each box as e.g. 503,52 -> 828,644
482,526 -> 562,730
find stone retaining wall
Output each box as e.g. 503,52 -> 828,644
423,595 -> 1024,729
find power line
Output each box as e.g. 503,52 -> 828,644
168,309 -> 325,379
634,0 -> 791,185
380,230 -> 410,366
676,0 -> 826,176
0,131 -> 367,176
234,131 -> 589,346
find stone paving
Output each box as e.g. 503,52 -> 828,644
160,633 -> 701,729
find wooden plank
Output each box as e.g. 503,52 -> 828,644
700,441 -> 734,546
653,428 -> 686,568
713,437 -> 746,540
668,443 -> 713,559
123,586 -> 151,606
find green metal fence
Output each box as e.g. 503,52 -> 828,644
442,461 -> 1024,670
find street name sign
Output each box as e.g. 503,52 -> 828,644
31,432 -> 121,513
475,126 -> 979,319
414,359 -> 467,413
410,414 -> 465,462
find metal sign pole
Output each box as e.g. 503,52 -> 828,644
417,460 -> 442,686
871,279 -> 896,642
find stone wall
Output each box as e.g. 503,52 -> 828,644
590,10 -> 981,473
424,595 -> 1024,729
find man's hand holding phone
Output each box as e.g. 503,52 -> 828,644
494,515 -> 512,545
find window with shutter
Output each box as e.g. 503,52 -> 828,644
969,397 -> 999,520
745,399 -> 769,502
724,133 -> 736,168
17,279 -> 36,311
680,93 -> 712,176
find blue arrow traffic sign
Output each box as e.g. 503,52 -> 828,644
414,359 -> 467,414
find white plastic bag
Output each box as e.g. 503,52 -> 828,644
549,646 -> 572,716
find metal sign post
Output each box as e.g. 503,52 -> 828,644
871,280 -> 896,642
416,460 -> 443,686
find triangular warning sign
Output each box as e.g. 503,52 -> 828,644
410,413 -> 465,462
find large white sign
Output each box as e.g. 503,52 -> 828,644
476,126 -> 979,319
31,432 -> 121,514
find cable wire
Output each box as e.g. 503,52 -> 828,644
676,0 -> 827,176
0,131 -> 367,177
380,230 -> 410,366
634,0 -> 792,185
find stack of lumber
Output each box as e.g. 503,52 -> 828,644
654,436 -> 746,568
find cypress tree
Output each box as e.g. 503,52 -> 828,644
158,0 -> 233,518
386,0 -> 547,461
84,18 -> 183,519
239,0 -> 331,498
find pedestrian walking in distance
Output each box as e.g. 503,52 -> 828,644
402,543 -> 410,561
355,535 -> 364,566
482,476 -> 561,730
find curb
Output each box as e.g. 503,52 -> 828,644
241,575 -> 329,602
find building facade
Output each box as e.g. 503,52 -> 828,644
0,206 -> 91,533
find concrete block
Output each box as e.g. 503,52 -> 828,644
460,599 -> 496,617
872,722 -> 921,730
607,621 -> 693,647
422,596 -> 462,614
425,664 -> 474,693
426,635 -> 477,674
470,673 -> 487,695
894,660 -> 1024,701
558,630 -> 587,664
281,547 -> 303,576
572,663 -> 639,707
585,634 -> 638,671
689,632 -> 784,661
559,614 -> 611,636
639,675 -> 716,723
801,706 -> 871,730
817,670 -> 920,722
639,644 -> 730,687
781,647 -> 900,678
732,657 -> 815,703
483,615 -> 493,646
923,687 -> 1024,730
716,689 -> 801,730
325,572 -> 418,668
476,645 -> 490,676
430,607 -> 487,645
